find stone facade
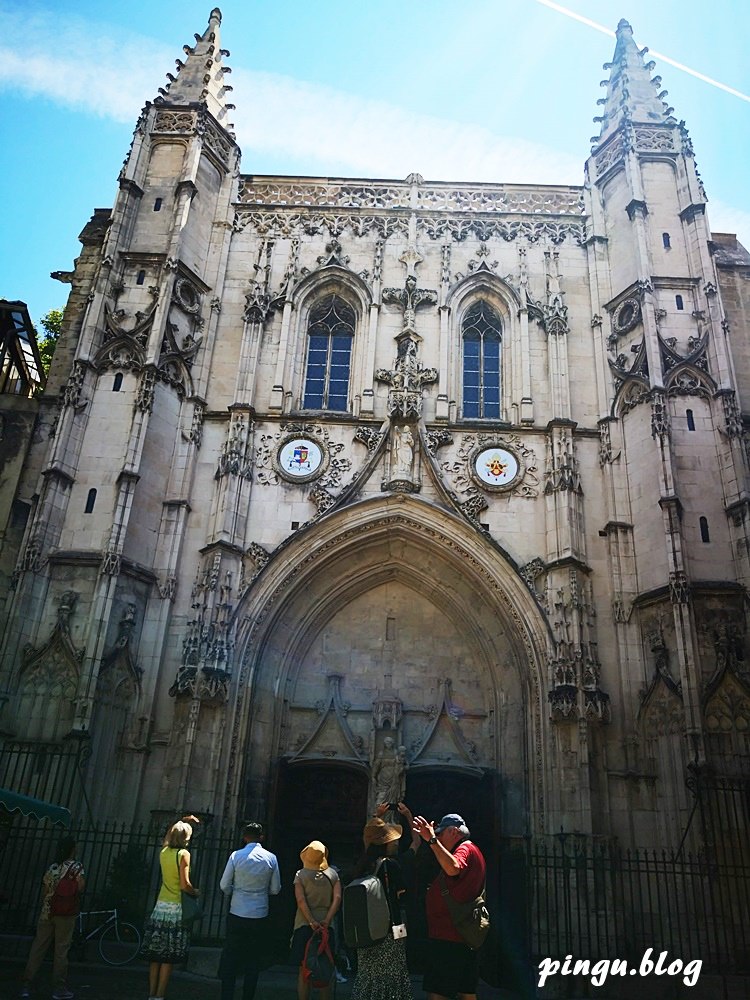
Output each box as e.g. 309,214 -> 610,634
2,12 -> 749,853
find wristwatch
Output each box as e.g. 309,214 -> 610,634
428,835 -> 438,845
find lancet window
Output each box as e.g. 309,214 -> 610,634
462,301 -> 502,419
302,294 -> 355,411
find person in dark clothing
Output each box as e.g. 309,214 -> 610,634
350,803 -> 419,1000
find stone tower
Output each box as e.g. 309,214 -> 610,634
584,19 -> 750,844
0,9 -> 241,819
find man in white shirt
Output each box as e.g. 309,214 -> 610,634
218,821 -> 281,1000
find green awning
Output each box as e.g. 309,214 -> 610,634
0,788 -> 71,826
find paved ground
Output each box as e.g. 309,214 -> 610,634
0,957 -> 525,1000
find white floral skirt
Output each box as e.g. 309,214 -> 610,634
142,900 -> 190,963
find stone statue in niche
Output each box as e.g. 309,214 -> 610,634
370,735 -> 407,815
393,425 -> 415,479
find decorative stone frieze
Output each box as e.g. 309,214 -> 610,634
237,177 -> 583,215
234,210 -> 585,245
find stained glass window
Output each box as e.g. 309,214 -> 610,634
303,295 -> 355,411
462,301 -> 502,419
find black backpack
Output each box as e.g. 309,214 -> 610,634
303,927 -> 335,987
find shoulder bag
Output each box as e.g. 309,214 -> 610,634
439,871 -> 490,951
176,850 -> 203,927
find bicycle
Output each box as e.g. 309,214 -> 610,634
74,907 -> 141,965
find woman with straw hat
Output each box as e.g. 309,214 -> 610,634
290,840 -> 341,1000
350,803 -> 416,1000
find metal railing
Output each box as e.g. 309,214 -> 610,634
0,818 -> 254,956
498,837 -> 750,976
2,814 -> 748,977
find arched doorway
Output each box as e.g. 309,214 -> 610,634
272,760 -> 369,882
226,497 -> 551,858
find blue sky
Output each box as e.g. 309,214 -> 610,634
1,0 -> 748,328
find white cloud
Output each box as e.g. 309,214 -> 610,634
230,70 -> 583,185
0,8 -> 582,184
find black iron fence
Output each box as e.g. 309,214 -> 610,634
2,815 -> 749,980
0,739 -> 90,811
498,837 -> 750,978
0,817 -> 252,957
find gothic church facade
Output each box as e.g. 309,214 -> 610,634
2,10 -> 749,853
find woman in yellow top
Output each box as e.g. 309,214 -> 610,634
142,821 -> 200,1000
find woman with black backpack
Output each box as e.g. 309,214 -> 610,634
20,835 -> 86,1000
347,803 -> 417,1000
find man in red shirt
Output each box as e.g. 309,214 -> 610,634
412,812 -> 486,1000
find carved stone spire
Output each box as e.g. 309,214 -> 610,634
156,8 -> 235,127
593,19 -> 674,149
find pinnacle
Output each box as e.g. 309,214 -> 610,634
154,8 -> 234,130
592,19 -> 675,150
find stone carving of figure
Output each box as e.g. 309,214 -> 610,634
371,736 -> 407,813
57,591 -> 78,634
393,425 -> 414,479
403,274 -> 419,331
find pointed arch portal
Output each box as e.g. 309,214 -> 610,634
226,495 -> 551,861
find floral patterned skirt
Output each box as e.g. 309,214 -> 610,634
141,900 -> 190,963
351,934 -> 413,1000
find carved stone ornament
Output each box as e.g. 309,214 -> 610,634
598,420 -> 614,466
256,422 -> 351,492
375,334 -> 438,419
275,435 -> 328,484
216,409 -> 253,479
720,390 -> 743,439
519,557 -> 546,600
650,388 -> 671,440
443,434 -> 537,499
173,276 -> 202,314
354,425 -> 384,453
470,443 -> 522,492
548,684 -> 578,723
62,361 -> 87,410
612,298 -> 641,336
424,429 -> 453,455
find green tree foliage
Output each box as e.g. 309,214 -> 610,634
37,308 -> 63,376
